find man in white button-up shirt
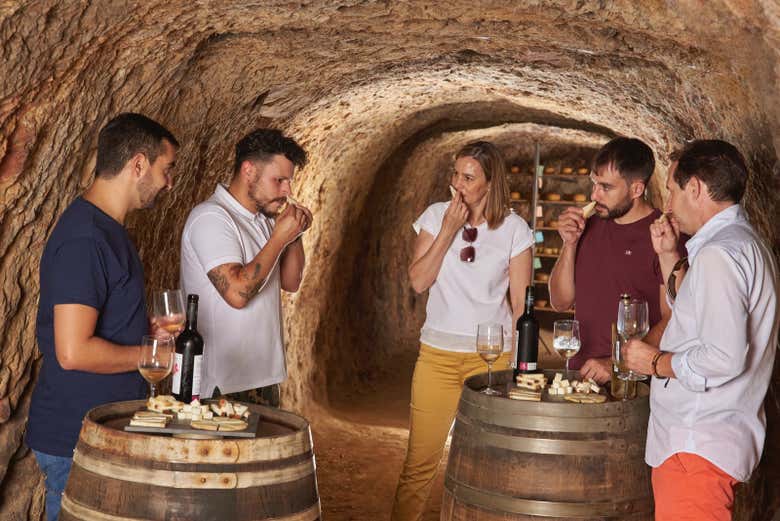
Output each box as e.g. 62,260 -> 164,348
623,140 -> 778,520
180,129 -> 312,406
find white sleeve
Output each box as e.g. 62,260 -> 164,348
412,204 -> 443,236
510,217 -> 534,258
187,211 -> 245,273
671,246 -> 749,391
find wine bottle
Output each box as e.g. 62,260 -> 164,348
514,286 -> 539,376
172,294 -> 204,403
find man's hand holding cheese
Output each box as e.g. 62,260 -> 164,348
548,138 -> 681,384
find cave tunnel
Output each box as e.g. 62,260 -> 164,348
1,2 -> 779,519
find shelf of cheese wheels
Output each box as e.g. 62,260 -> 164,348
505,160 -> 593,317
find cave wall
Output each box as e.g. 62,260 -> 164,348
1,1 -> 779,519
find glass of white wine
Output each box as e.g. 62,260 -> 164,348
138,335 -> 174,398
553,319 -> 581,378
152,289 -> 186,339
477,322 -> 504,396
617,298 -> 650,381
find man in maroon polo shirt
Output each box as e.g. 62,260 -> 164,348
548,137 -> 680,383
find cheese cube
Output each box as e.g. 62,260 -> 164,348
560,380 -> 570,387
203,411 -> 213,420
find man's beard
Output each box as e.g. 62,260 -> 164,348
138,177 -> 158,208
250,192 -> 285,218
601,197 -> 633,219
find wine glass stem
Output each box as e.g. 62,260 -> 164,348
565,357 -> 570,377
150,382 -> 157,398
487,362 -> 493,390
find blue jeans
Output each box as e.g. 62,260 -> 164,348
32,450 -> 72,521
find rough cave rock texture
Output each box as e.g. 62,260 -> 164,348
1,2 -> 779,519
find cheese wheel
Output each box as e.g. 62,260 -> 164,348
573,194 -> 587,202
544,166 -> 555,174
545,193 -> 561,201
535,299 -> 548,308
510,165 -> 520,174
577,167 -> 589,175
510,191 -> 521,201
562,167 -> 573,174
536,272 -> 550,282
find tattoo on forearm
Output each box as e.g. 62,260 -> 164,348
240,262 -> 261,281
238,277 -> 266,301
208,268 -> 229,296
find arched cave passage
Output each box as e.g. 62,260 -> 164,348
1,3 -> 778,519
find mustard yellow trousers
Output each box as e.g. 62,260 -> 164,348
391,343 -> 511,521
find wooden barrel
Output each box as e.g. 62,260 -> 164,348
60,400 -> 320,521
441,370 -> 653,520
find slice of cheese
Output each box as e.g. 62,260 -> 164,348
564,393 -> 607,404
449,185 -> 457,197
191,420 -> 219,431
130,419 -> 167,428
217,419 -> 248,431
582,201 -> 598,218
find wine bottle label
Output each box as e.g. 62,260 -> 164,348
517,362 -> 537,371
172,353 -> 183,393
191,354 -> 203,400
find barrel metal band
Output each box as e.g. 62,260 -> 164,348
458,400 -> 643,433
444,475 -> 653,517
452,421 -> 640,456
73,450 -> 315,489
61,493 -> 321,521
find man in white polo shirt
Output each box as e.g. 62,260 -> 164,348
180,128 -> 312,407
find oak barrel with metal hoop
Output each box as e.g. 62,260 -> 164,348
60,400 -> 320,521
441,370 -> 652,520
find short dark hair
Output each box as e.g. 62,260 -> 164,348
592,137 -> 655,186
95,113 -> 179,178
234,128 -> 307,173
670,139 -> 747,203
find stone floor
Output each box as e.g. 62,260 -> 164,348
311,334 -> 564,520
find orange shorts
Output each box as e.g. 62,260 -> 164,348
652,452 -> 738,521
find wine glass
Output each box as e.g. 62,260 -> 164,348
152,289 -> 185,338
617,298 -> 650,381
138,335 -> 174,398
476,323 -> 504,396
553,319 -> 581,378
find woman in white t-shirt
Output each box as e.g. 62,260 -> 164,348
391,141 -> 533,520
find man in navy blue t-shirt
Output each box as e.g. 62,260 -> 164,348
26,113 -> 179,521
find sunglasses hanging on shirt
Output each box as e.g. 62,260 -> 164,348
460,226 -> 477,262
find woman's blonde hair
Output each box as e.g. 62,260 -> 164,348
455,141 -> 510,229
